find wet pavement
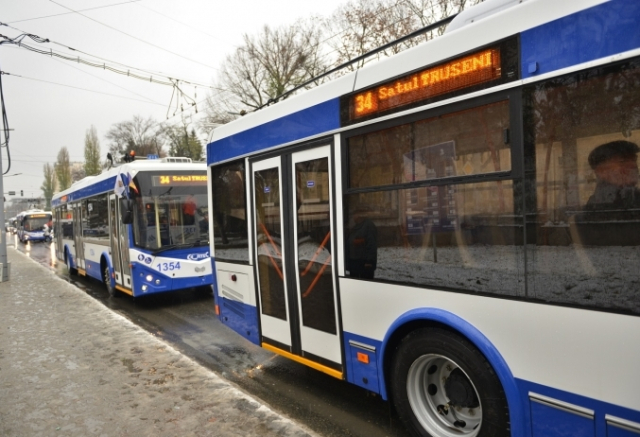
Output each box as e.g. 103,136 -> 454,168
0,247 -> 320,437
8,237 -> 409,437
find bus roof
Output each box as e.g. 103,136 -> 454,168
52,159 -> 206,205
17,209 -> 52,218
207,0 -> 616,165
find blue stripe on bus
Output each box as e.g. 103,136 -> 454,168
207,98 -> 340,165
521,0 -> 640,79
130,261 -> 213,296
517,379 -> 640,437
216,295 -> 260,345
52,176 -> 117,207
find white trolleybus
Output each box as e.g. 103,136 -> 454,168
206,0 -> 640,436
52,157 -> 212,297
16,209 -> 53,243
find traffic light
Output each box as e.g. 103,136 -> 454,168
20,190 -> 23,196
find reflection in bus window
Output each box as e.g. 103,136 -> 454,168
348,101 -> 510,189
211,160 -> 248,263
81,195 -> 109,241
345,100 -> 522,296
526,58 -> 640,315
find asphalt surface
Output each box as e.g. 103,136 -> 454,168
0,247 -> 320,437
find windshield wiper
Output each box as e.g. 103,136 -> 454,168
152,239 -> 209,254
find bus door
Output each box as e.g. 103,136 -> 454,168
54,209 -> 64,261
72,204 -> 85,269
252,157 -> 292,349
108,195 -> 133,290
252,145 -> 342,375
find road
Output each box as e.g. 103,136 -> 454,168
12,235 -> 410,437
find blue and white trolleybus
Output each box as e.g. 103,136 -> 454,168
52,157 -> 212,297
16,209 -> 53,243
207,0 -> 640,435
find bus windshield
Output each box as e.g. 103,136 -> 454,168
23,215 -> 51,232
131,171 -> 209,251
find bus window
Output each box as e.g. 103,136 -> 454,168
345,100 -> 523,297
211,159 -> 248,263
526,58 -> 640,315
348,100 -> 510,189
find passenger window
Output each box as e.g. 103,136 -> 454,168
344,100 -> 523,297
82,195 -> 109,241
525,58 -> 640,315
211,160 -> 249,263
348,100 -> 510,189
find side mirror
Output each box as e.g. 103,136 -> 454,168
119,198 -> 135,224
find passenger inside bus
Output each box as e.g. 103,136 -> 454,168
346,207 -> 378,279
182,195 -> 197,225
585,140 -> 640,210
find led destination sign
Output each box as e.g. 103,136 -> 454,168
350,48 -> 502,119
152,174 -> 207,186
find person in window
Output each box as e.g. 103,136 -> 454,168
586,140 -> 640,210
347,207 -> 378,279
183,195 -> 197,225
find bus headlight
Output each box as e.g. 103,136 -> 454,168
155,279 -> 160,285
146,274 -> 153,282
141,285 -> 148,292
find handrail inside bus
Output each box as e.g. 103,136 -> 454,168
300,231 -> 331,277
259,222 -> 284,280
302,254 -> 331,298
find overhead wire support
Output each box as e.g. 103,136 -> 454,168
259,12 -> 458,110
0,29 -> 218,91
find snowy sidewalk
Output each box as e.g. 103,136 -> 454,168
0,248 -> 317,437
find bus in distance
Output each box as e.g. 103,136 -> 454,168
16,209 -> 53,244
52,157 -> 212,298
207,0 -> 640,436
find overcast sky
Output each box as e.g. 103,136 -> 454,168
0,0 -> 346,200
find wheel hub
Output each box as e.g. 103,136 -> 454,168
445,368 -> 479,408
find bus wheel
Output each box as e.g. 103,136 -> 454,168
103,265 -> 117,297
66,255 -> 77,276
390,328 -> 509,437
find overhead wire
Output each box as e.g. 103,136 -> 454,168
48,56 -> 165,106
48,0 -> 219,71
0,24 -> 237,111
0,71 -> 167,107
259,11 -> 458,109
6,1 -> 142,24
131,2 -> 232,46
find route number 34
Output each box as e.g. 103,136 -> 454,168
156,261 -> 181,272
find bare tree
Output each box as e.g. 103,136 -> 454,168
325,0 -> 482,72
54,147 -> 72,191
84,125 -> 102,176
204,0 -> 482,128
40,163 -> 56,209
105,115 -> 165,160
205,18 -> 328,121
325,0 -> 395,71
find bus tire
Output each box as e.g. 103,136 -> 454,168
390,327 -> 509,437
103,265 -> 118,297
66,254 -> 77,276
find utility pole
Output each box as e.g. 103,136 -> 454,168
0,129 -> 11,282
